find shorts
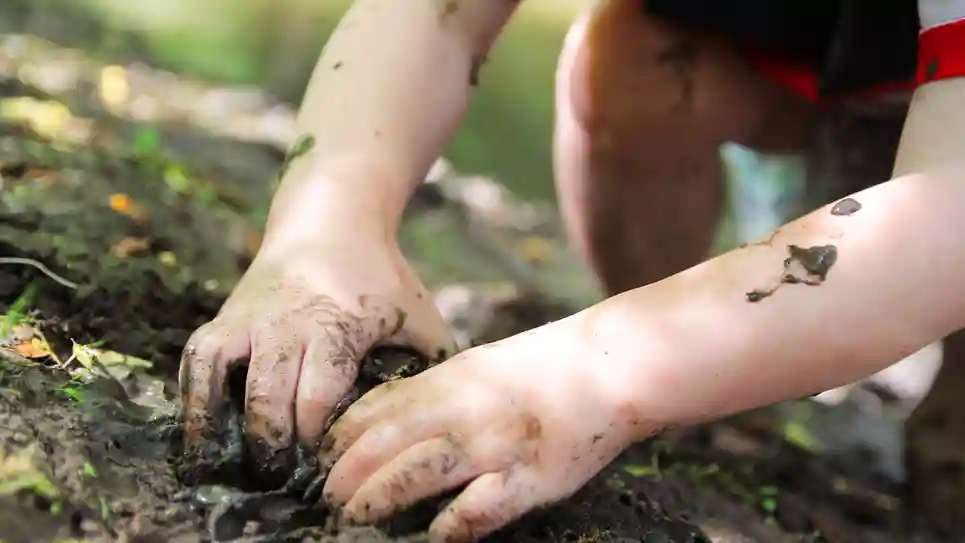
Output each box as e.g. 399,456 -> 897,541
642,0 -> 921,103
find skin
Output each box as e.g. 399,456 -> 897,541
179,0 -> 518,463
181,0 -> 965,540
323,91 -> 965,540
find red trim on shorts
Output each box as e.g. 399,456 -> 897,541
918,18 -> 965,84
741,48 -> 916,105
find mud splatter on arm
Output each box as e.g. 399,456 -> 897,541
276,134 -> 316,184
743,197 -> 863,302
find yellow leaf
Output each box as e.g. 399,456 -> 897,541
99,65 -> 130,109
108,193 -> 146,221
69,341 -> 96,371
110,237 -> 150,258
90,348 -> 152,369
518,236 -> 553,264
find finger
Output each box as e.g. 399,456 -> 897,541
294,336 -> 361,447
322,401 -> 444,503
319,376 -> 421,459
343,433 -> 510,524
245,327 -> 304,464
180,322 -> 251,445
429,468 -> 543,543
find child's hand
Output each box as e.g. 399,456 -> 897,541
180,234 -> 455,480
320,316 -> 651,542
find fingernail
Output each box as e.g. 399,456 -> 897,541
341,502 -> 369,525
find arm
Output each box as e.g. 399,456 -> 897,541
587,76 -> 965,433
261,0 -> 521,250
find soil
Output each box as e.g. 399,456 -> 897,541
0,48 -> 956,543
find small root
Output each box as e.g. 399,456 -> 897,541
0,257 -> 79,289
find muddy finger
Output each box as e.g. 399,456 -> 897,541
180,322 -> 252,446
317,377 -> 424,467
343,433 -> 505,524
245,329 -> 305,483
428,468 -> 540,543
322,404 -> 447,504
294,337 -> 362,448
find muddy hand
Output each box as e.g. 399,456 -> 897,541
180,237 -> 455,483
319,318 -> 648,542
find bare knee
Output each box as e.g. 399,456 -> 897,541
557,0 -> 811,150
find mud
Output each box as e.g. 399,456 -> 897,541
830,198 -> 862,217
0,79 -> 954,543
746,244 -> 838,303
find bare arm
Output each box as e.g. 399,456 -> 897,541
585,77 -> 965,433
262,0 -> 521,249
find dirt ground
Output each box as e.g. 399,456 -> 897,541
0,34 -> 959,543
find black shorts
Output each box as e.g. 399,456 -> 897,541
642,0 -> 920,101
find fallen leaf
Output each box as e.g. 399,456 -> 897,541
518,236 -> 553,264
91,348 -> 152,369
6,324 -> 53,360
111,237 -> 150,258
623,464 -> 660,478
13,337 -> 52,359
108,193 -> 146,221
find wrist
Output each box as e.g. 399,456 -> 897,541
563,299 -> 683,444
261,154 -> 411,252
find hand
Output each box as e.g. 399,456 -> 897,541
179,230 -> 456,481
320,316 -> 649,542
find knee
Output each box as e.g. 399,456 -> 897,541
554,0 -> 727,144
554,0 -> 813,151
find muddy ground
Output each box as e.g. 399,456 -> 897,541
0,35 -> 958,543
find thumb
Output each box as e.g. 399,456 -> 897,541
384,287 -> 459,365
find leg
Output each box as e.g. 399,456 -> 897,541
553,0 -> 815,297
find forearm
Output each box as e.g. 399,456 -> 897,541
589,78 -> 965,432
264,0 -> 519,247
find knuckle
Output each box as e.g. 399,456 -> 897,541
182,320 -> 231,363
376,466 -> 417,506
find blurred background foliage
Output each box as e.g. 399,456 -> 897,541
9,0 -> 587,203
4,0 -> 803,266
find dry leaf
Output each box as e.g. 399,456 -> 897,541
108,193 -> 146,221
7,325 -> 53,360
111,237 -> 150,258
13,337 -> 52,359
518,236 -> 553,264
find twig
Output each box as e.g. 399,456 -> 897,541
0,257 -> 79,289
